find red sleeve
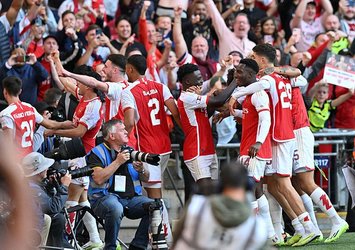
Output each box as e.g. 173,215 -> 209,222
307,41 -> 328,66
139,18 -> 150,51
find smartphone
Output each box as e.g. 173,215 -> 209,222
96,29 -> 103,36
16,55 -> 30,63
292,28 -> 301,43
264,35 -> 274,44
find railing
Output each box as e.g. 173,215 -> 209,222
168,129 -> 355,208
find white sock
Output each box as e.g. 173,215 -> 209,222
65,200 -> 78,208
161,199 -> 173,245
292,218 -> 305,236
301,194 -> 320,233
298,212 -> 316,234
79,201 -> 101,243
257,195 -> 276,238
310,187 -> 342,225
264,187 -> 283,241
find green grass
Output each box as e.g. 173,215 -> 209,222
280,232 -> 355,250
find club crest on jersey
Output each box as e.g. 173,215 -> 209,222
196,96 -> 202,103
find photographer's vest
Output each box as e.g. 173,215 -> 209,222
88,144 -> 142,201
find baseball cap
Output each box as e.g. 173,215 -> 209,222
22,152 -> 55,177
43,35 -> 58,44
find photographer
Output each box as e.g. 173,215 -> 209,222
86,119 -> 152,250
22,152 -> 72,248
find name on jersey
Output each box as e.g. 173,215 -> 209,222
13,110 -> 35,119
143,89 -> 158,96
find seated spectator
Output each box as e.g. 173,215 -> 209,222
174,7 -> 219,81
76,24 -> 118,67
0,47 -> 48,105
86,119 -> 153,250
172,162 -> 268,249
110,16 -> 146,57
290,0 -> 333,52
205,0 -> 256,58
307,81 -> 354,132
22,152 -> 72,248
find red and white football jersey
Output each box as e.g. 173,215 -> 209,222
291,87 -> 310,130
261,73 -> 295,142
104,81 -> 128,121
178,92 -> 215,161
0,101 -> 43,157
73,96 -> 103,153
121,77 -> 172,155
106,81 -> 138,149
240,91 -> 272,160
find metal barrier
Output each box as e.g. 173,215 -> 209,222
168,129 -> 355,207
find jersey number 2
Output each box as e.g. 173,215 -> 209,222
148,98 -> 161,126
21,120 -> 34,147
278,81 -> 292,109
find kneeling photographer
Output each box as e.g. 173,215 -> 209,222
22,152 -> 72,248
86,119 -> 156,250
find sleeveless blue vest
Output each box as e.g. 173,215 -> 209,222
87,144 -> 142,201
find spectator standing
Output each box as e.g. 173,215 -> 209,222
307,81 -> 354,132
76,24 -> 118,67
290,0 -> 333,52
56,10 -> 85,70
174,6 -> 219,81
182,0 -> 219,61
205,0 -> 256,58
0,47 -> 49,105
0,0 -> 24,64
110,16 -> 146,57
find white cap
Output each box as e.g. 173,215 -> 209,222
22,152 -> 55,177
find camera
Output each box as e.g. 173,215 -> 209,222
44,137 -> 86,162
121,145 -> 160,166
47,162 -> 93,181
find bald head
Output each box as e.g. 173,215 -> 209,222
191,36 -> 209,61
325,14 -> 340,32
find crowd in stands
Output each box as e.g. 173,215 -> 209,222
0,0 -> 354,249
